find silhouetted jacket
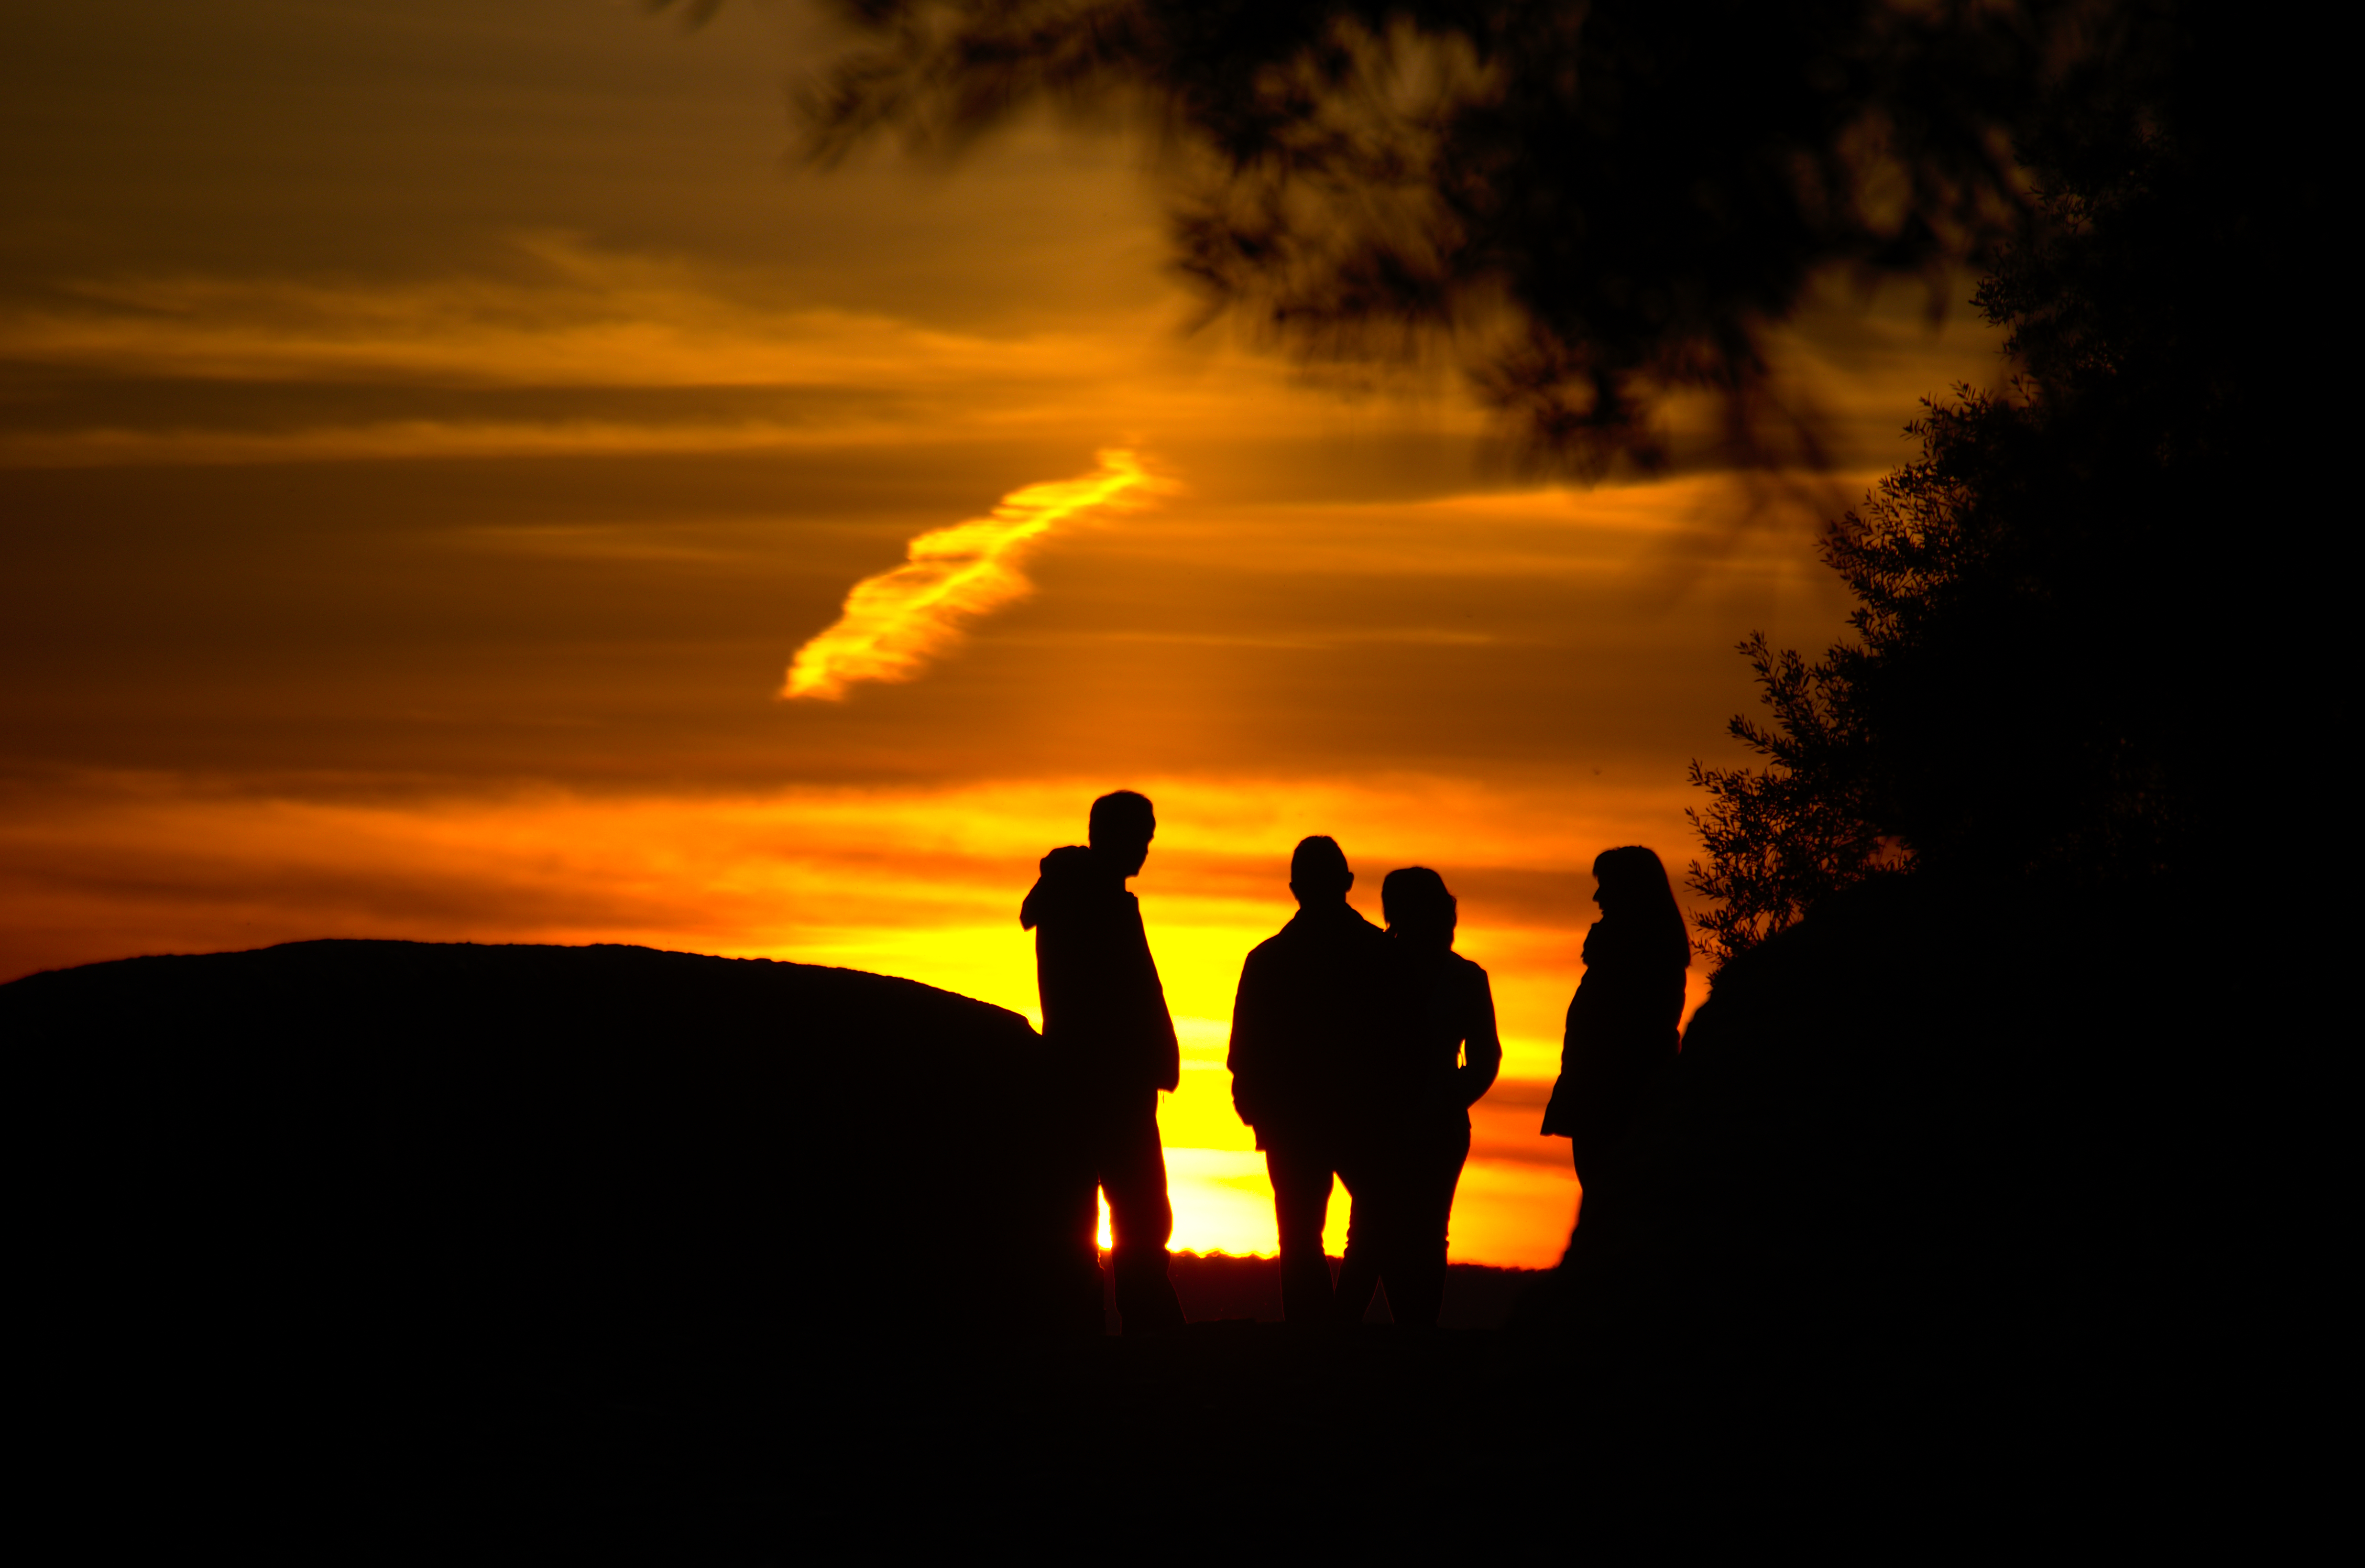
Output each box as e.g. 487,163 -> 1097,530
1540,917 -> 1687,1164
1020,846 -> 1180,1096
1406,949 -> 1501,1134
1227,903 -> 1416,1151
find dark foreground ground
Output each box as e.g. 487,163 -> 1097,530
409,1259 -> 1570,1559
7,944 -> 1594,1560
7,926 -> 2229,1556
439,1324 -> 1575,1561
1153,1251 -> 1542,1332
284,1248 -> 1993,1562
375,1309 -> 1984,1562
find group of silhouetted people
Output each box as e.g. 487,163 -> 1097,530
1022,790 -> 1689,1335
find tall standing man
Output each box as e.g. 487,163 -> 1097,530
1227,836 -> 1411,1326
1019,789 -> 1188,1335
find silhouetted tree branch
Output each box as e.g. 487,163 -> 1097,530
648,1 -> 2316,968
1686,634 -> 1890,962
760,0 -> 2136,474
1685,40 -> 2322,962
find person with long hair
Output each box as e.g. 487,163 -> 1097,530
1541,847 -> 1690,1199
1333,866 -> 1501,1329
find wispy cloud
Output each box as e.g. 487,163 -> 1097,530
0,238 -> 1399,466
782,448 -> 1162,699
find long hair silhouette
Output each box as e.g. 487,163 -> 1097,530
1591,846 -> 1689,972
1540,845 -> 1690,1198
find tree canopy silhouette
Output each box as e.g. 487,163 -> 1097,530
1686,14 -> 2319,960
762,0 -> 2130,472
671,0 -> 2317,958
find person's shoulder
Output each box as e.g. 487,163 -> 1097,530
1244,920 -> 1298,964
1450,953 -> 1494,1007
1020,844 -> 1095,929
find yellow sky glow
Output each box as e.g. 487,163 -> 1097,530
0,769 -> 1674,1264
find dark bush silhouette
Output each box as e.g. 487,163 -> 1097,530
1546,872 -> 2212,1522
1686,13 -> 2314,960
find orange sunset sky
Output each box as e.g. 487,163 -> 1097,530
2,1 -> 2011,1266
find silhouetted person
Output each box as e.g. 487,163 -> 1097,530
1541,846 -> 1691,1198
1020,790 -> 1187,1335
1332,867 -> 1501,1329
1227,836 -> 1412,1326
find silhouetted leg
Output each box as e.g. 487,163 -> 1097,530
1388,1123 -> 1470,1330
1055,1112 -> 1108,1334
1265,1144 -> 1336,1326
1098,1089 -> 1185,1335
1564,1111 -> 1606,1243
1332,1148 -> 1382,1324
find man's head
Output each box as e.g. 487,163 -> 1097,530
1288,835 -> 1353,907
1088,790 -> 1156,878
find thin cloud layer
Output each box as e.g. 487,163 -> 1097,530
783,447 -> 1161,699
0,240 -> 1409,468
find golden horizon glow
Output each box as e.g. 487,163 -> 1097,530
0,768 -> 1701,1267
784,448 -> 1160,699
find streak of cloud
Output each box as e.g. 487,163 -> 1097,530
782,447 -> 1160,699
0,238 -> 1400,468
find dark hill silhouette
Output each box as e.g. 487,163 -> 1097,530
6,939 -> 1077,1544
10,940 -> 1565,1554
6,936 -> 1080,1336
